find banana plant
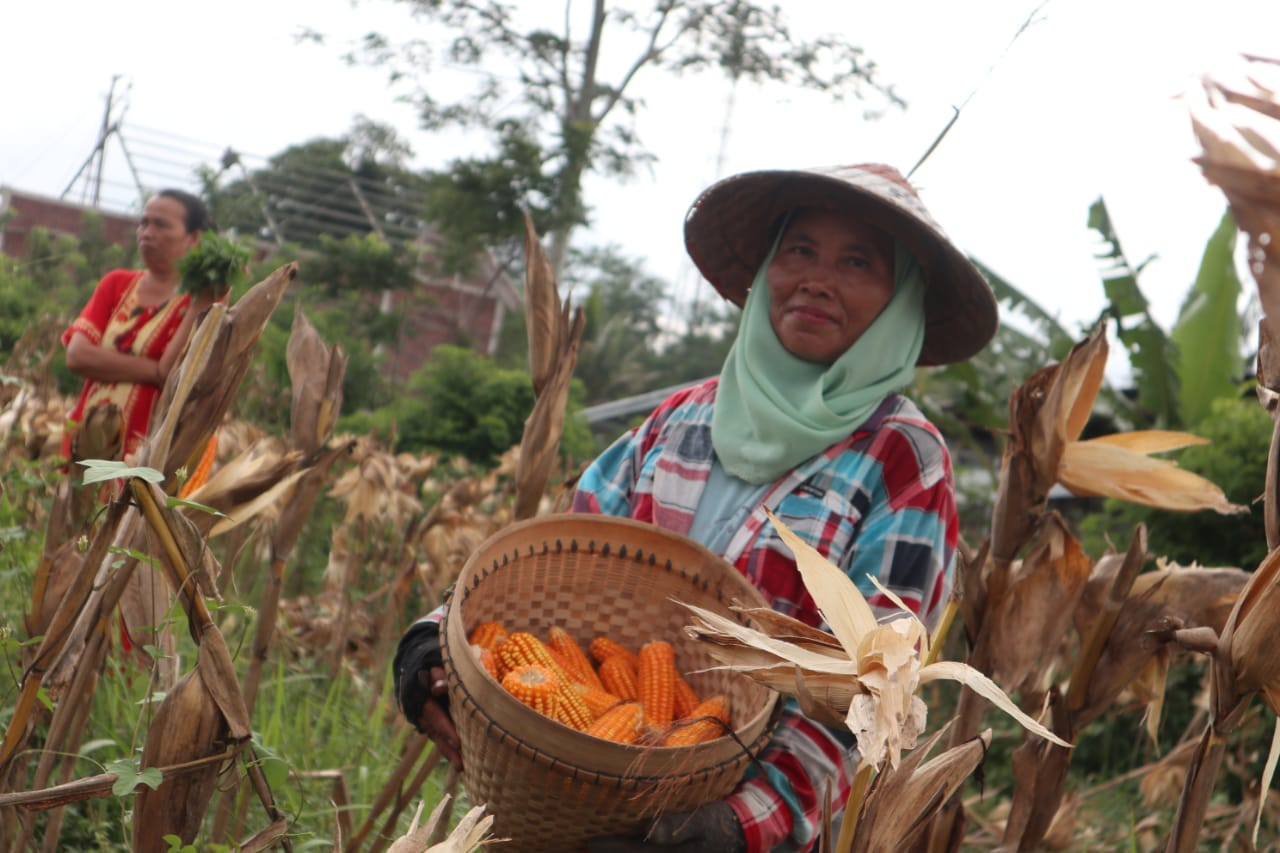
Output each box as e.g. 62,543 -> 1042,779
1090,199 -> 1244,430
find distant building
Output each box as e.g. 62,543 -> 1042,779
0,185 -> 520,380
0,187 -> 136,258
382,238 -> 521,383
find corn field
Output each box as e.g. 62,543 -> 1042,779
1,58 -> 1280,852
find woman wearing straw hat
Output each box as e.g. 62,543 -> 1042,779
395,163 -> 997,852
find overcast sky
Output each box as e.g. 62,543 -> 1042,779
4,0 -> 1278,365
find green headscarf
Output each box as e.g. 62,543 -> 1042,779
710,239 -> 927,484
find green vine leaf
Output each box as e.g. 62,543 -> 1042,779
106,758 -> 163,796
79,459 -> 164,485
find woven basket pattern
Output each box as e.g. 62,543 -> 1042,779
442,514 -> 779,852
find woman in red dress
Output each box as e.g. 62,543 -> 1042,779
61,189 -> 217,461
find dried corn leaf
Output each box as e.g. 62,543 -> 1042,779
770,512 -> 878,649
682,602 -> 859,674
991,328 -> 1107,563
730,605 -> 847,652
918,661 -> 1065,749
1040,324 -> 1109,454
271,443 -> 353,556
1058,438 -> 1245,513
1258,717 -> 1280,846
1085,431 -> 1209,454
1223,545 -> 1280,694
194,627 -> 252,740
208,466 -> 309,538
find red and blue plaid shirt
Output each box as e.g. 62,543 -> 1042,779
571,378 -> 958,852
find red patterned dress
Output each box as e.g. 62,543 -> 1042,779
61,269 -> 192,460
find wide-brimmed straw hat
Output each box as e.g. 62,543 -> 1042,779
683,163 -> 999,366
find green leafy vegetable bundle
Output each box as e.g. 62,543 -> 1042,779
178,232 -> 252,298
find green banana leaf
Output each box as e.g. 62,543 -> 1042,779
1089,198 -> 1180,427
1170,209 -> 1243,427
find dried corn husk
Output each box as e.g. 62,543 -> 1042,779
985,513 -> 1092,696
682,512 -> 1068,773
387,796 -> 497,853
514,211 -> 585,521
851,725 -> 992,852
131,667 -> 230,851
1189,56 -> 1280,341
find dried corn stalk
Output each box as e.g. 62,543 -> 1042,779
1168,54 -> 1280,852
1165,545 -> 1280,851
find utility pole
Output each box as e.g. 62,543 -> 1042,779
62,76 -> 146,208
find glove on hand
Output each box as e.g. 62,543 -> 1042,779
392,622 -> 462,767
586,801 -> 746,853
393,623 -> 445,727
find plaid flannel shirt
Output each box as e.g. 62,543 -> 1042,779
570,378 -> 958,853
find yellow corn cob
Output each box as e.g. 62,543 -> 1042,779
638,641 -> 677,729
495,632 -> 564,676
479,647 -> 502,681
585,701 -> 645,744
573,682 -> 624,719
468,620 -> 509,651
502,664 -> 561,719
548,626 -> 605,691
598,653 -> 639,701
660,695 -> 732,747
673,672 -> 701,719
496,632 -> 595,730
590,636 -> 639,670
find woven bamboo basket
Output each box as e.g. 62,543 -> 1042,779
442,513 -> 780,852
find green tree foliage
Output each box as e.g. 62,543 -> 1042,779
308,231 -> 418,297
349,344 -> 592,464
653,301 -> 738,387
1079,396 -> 1269,570
202,117 -> 431,256
569,245 -> 666,404
421,121 -> 566,275
333,0 -> 904,274
1,225 -> 130,394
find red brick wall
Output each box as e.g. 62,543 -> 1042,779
384,278 -> 507,383
0,188 -> 136,258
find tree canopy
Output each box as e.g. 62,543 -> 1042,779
320,0 -> 904,274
